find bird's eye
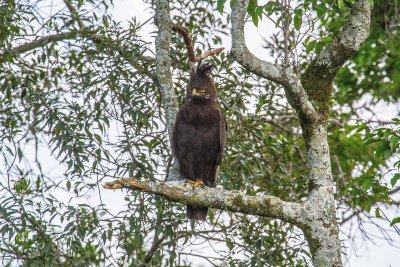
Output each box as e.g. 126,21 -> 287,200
200,89 -> 206,93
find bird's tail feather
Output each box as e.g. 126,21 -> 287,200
187,205 -> 208,220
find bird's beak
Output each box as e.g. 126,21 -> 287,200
192,89 -> 201,96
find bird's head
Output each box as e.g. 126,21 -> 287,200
187,63 -> 216,103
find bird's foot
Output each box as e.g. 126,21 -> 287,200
186,178 -> 205,188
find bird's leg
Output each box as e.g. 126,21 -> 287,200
186,178 -> 205,188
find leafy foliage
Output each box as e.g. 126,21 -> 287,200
0,0 -> 399,266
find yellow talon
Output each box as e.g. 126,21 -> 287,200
187,178 -> 204,188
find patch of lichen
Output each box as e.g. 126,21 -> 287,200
301,61 -> 335,120
230,194 -> 244,207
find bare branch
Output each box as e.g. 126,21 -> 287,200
172,24 -> 196,62
195,48 -> 225,62
103,178 -> 304,226
172,24 -> 224,62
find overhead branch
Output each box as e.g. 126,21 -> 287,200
231,0 -> 284,85
0,31 -> 82,63
231,0 -> 318,123
315,0 -> 371,75
172,24 -> 224,63
171,24 -> 196,62
104,178 -> 304,226
301,0 -> 371,117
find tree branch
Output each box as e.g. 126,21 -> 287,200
103,178 -> 304,226
172,24 -> 224,62
317,0 -> 371,75
300,0 -> 371,117
171,24 -> 196,62
231,0 -> 318,124
155,0 -> 179,141
155,0 -> 180,181
0,31 -> 83,62
63,0 -> 85,29
230,0 -> 284,85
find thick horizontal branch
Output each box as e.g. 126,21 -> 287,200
104,178 -> 304,226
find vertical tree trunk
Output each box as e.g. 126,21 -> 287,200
302,123 -> 343,266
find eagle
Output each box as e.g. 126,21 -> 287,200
172,63 -> 227,220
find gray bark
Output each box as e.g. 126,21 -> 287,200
230,0 -> 371,266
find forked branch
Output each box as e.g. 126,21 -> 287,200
172,24 -> 224,62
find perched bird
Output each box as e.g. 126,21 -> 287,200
172,63 -> 227,220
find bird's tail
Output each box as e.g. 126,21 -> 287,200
187,205 -> 208,220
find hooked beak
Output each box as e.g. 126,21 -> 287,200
191,88 -> 210,100
192,88 -> 202,96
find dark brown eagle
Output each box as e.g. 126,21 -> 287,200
172,63 -> 226,220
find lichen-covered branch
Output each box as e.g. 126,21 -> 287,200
155,0 -> 179,141
104,178 -> 304,226
301,0 -> 371,116
230,0 -> 284,85
155,0 -> 180,181
317,0 -> 371,75
280,68 -> 319,124
231,0 -> 318,123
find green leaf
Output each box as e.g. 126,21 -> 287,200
67,180 -> 71,191
360,199 -> 372,212
17,147 -> 23,162
306,40 -> 316,53
294,15 -> 302,31
390,217 -> 400,226
389,136 -> 399,151
217,0 -> 226,14
375,208 -> 380,217
252,14 -> 259,27
391,173 -> 400,187
356,122 -> 368,132
338,0 -> 345,9
315,41 -> 325,54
